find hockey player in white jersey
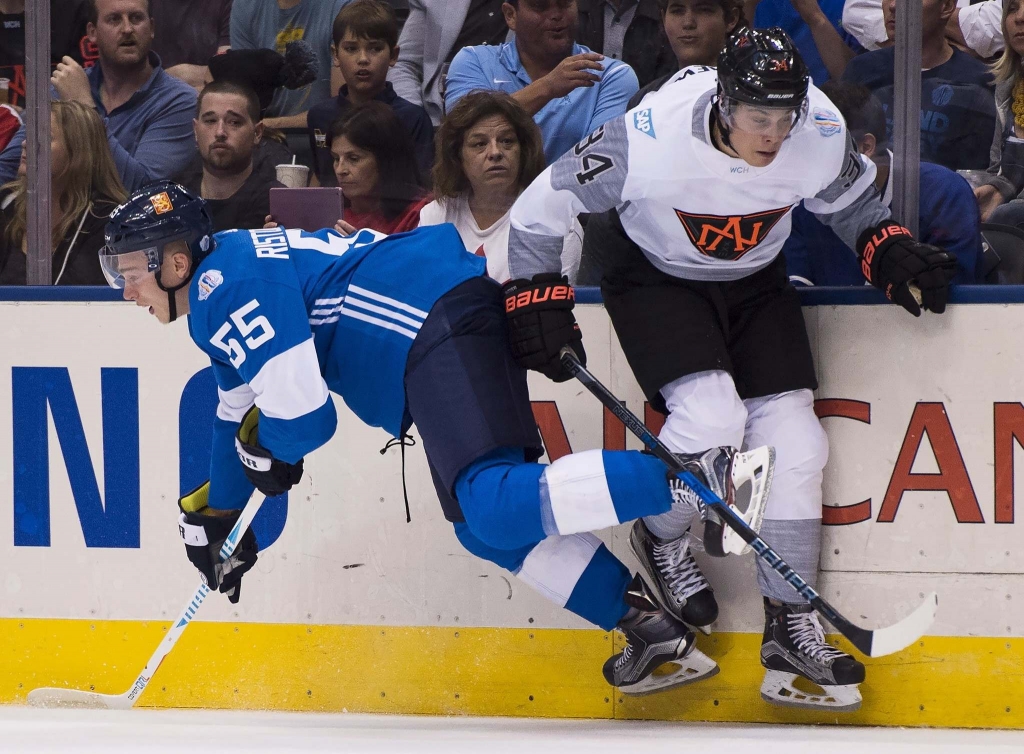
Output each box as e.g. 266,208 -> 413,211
502,27 -> 958,711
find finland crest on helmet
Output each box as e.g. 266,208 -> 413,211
715,27 -> 811,142
100,181 -> 215,321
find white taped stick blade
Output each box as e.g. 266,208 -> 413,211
722,445 -> 775,556
27,687 -> 131,710
868,591 -> 939,657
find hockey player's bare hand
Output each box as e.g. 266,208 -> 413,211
542,53 -> 604,99
857,221 -> 957,316
51,56 -> 94,107
974,184 -> 1004,222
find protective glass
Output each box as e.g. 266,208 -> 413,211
719,96 -> 807,139
99,245 -> 163,290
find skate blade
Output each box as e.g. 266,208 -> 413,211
759,670 -> 862,712
620,647 -> 719,697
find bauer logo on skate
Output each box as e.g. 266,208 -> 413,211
675,207 -> 790,260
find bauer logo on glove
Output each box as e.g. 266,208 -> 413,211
235,405 -> 304,496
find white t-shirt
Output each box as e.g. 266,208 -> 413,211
418,193 -> 582,284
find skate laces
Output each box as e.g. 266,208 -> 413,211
653,535 -> 709,603
670,478 -> 705,515
788,611 -> 847,663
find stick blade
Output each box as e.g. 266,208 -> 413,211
27,687 -> 130,710
868,591 -> 938,657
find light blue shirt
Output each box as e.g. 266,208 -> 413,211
0,52 -> 197,191
445,41 -> 638,164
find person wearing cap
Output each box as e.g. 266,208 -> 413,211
204,42 -> 320,184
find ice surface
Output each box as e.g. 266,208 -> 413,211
1,707 -> 1022,754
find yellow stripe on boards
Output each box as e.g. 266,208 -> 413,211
1,618 -> 1022,728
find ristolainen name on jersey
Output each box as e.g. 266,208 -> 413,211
250,228 -> 290,259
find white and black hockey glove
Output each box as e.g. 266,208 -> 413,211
177,481 -> 258,604
857,221 -> 958,317
235,405 -> 304,497
503,273 -> 586,382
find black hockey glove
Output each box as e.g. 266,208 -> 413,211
857,221 -> 958,317
235,405 -> 304,497
503,273 -> 586,382
177,481 -> 258,604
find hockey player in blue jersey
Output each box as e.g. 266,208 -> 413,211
99,180 -> 775,694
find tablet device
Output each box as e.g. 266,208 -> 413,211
269,187 -> 344,232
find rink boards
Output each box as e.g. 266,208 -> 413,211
1,287 -> 1024,727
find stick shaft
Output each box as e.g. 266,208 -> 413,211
559,351 -> 875,654
124,493 -> 266,705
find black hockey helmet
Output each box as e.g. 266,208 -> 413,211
101,181 -> 215,321
717,27 -> 810,110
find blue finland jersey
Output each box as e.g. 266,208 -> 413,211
187,224 -> 486,509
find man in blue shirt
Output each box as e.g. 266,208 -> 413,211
445,0 -> 638,163
842,0 -> 996,172
98,181 -> 759,695
783,81 -> 983,286
0,0 -> 197,191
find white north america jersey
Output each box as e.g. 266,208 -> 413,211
508,66 -> 891,282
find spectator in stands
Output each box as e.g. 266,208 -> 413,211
327,100 -> 429,233
842,0 -> 997,171
206,44 -> 320,183
0,0 -> 90,108
0,0 -> 199,191
782,81 -> 983,285
175,81 -> 283,231
308,0 -> 433,187
388,0 -> 512,127
630,0 -> 744,105
0,100 -> 126,285
746,0 -> 859,82
0,105 -> 21,152
445,0 -> 639,163
151,0 -> 232,91
576,0 -> 677,88
844,0 -> 1005,58
229,0 -> 351,129
976,0 -> 1024,224
420,91 -> 581,283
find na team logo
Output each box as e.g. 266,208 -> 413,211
633,108 -> 656,138
812,108 -> 842,137
675,207 -> 790,260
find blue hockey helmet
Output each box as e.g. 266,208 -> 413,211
100,181 -> 214,321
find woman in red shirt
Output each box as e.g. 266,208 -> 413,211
328,100 -> 430,235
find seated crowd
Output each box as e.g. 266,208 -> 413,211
0,0 -> 1020,286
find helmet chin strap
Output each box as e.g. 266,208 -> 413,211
155,265 -> 195,323
710,104 -> 736,153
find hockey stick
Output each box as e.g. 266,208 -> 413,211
560,349 -> 937,658
26,492 -> 267,709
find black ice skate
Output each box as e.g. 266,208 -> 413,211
669,446 -> 774,558
760,598 -> 866,712
629,519 -> 718,634
602,574 -> 718,696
